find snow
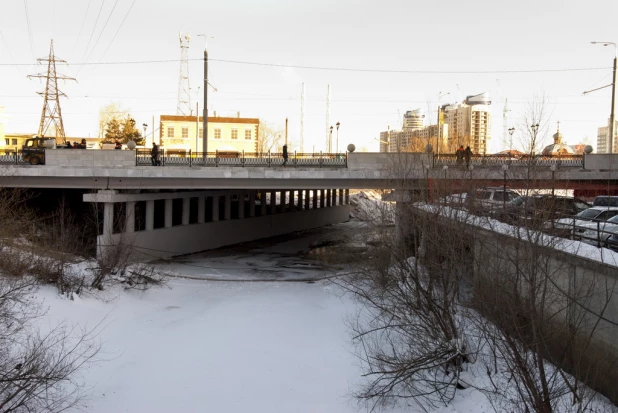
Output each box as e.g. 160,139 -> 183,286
20,192 -> 616,412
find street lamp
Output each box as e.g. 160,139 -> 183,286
437,91 -> 451,158
142,123 -> 147,145
443,164 -> 448,180
508,127 -> 515,150
335,121 -> 340,154
502,164 -> 509,210
550,163 -> 557,196
329,126 -> 333,153
530,123 -> 539,157
591,41 -> 617,153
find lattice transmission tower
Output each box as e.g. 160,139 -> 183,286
177,32 -> 192,115
325,84 -> 331,152
300,83 -> 305,153
28,40 -> 75,141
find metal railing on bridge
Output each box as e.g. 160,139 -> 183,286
0,149 -> 38,165
137,149 -> 348,168
434,154 -> 583,168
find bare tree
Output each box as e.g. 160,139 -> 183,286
257,121 -> 285,153
0,276 -> 100,413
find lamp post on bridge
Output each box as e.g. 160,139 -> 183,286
550,163 -> 557,196
508,127 -> 515,150
502,164 -> 509,210
590,41 -> 617,153
336,121 -> 340,154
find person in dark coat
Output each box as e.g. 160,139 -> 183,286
464,146 -> 472,168
114,140 -> 122,150
282,144 -> 288,166
151,143 -> 160,166
455,145 -> 465,165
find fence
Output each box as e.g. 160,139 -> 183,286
0,149 -> 38,165
137,149 -> 348,168
434,154 -> 583,168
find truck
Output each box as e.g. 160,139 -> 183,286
21,137 -> 63,165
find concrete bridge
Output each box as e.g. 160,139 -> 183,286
2,150 -> 618,260
1,150 -> 618,190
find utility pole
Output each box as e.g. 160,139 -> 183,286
588,41 -> 617,153
28,40 -> 75,142
611,51 -> 617,153
300,83 -> 305,153
198,38 -> 208,155
285,117 -> 288,146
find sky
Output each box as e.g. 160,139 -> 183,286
1,0 -> 618,153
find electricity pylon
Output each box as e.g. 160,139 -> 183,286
177,32 -> 192,115
28,40 -> 75,141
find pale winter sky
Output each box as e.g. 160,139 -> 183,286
1,0 -> 617,153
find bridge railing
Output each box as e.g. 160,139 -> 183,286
0,149 -> 37,165
434,154 -> 583,168
136,149 -> 348,168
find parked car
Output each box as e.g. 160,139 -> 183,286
465,187 -> 520,213
572,214 -> 618,246
545,206 -> 618,237
491,195 -> 590,226
592,196 -> 618,207
604,233 -> 618,251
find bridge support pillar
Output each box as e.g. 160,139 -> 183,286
270,191 -> 277,214
320,189 -> 325,208
165,199 -> 173,228
238,192 -> 245,219
198,197 -> 205,224
182,198 -> 190,225
260,191 -> 267,216
298,190 -> 304,211
126,201 -> 135,233
212,196 -> 220,222
224,195 -> 231,220
103,201 -> 114,236
326,189 -> 332,207
146,200 -> 154,231
345,189 -> 349,204
249,193 -> 256,217
289,190 -> 295,211
281,190 -> 287,213
312,190 -> 318,209
304,190 -> 310,210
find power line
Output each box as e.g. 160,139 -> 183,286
72,0 -> 94,54
95,0 -> 137,63
0,57 -> 611,74
80,0 -> 121,70
23,0 -> 36,64
78,0 -> 106,72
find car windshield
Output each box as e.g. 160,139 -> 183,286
508,196 -> 526,206
575,209 -> 603,220
607,215 -> 618,224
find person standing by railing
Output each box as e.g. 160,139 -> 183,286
151,143 -> 160,166
456,145 -> 465,165
464,146 -> 472,168
282,144 -> 288,166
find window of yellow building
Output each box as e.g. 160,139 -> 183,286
199,128 -> 203,139
182,127 -> 189,138
231,129 -> 238,140
244,129 -> 251,140
214,129 -> 221,139
167,127 -> 174,138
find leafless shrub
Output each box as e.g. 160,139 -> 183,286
0,276 -> 100,413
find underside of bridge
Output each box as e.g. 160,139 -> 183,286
83,188 -> 351,260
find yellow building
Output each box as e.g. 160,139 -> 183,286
159,115 -> 260,153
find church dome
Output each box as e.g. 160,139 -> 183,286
542,123 -> 574,156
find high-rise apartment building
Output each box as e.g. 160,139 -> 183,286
443,92 -> 492,155
596,119 -> 618,153
402,109 -> 425,131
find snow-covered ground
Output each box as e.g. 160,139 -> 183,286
25,191 -> 616,412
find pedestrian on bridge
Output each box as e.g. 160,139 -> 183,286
456,145 -> 465,165
151,143 -> 160,166
282,144 -> 288,166
464,146 -> 472,168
